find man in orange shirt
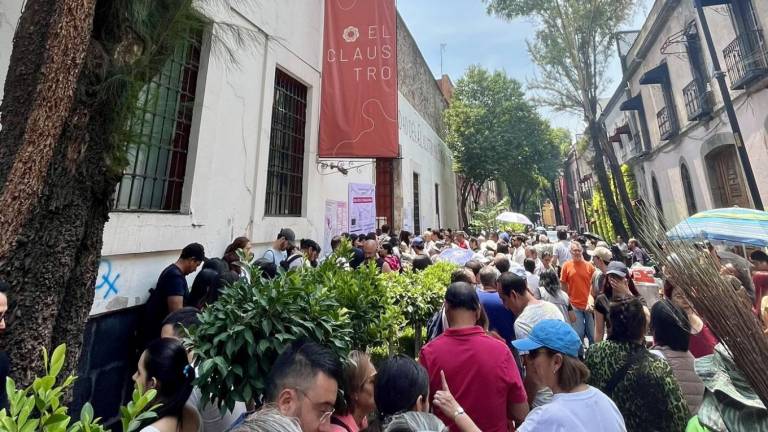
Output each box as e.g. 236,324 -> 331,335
560,241 -> 595,344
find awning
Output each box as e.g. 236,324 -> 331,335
640,62 -> 670,85
620,94 -> 644,111
696,0 -> 730,6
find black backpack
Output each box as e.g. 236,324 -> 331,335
280,254 -> 303,271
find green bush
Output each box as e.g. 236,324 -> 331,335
190,243 -> 405,412
0,344 -> 158,432
308,243 -> 401,351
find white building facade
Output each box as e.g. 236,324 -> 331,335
603,0 -> 768,225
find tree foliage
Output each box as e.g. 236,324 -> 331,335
445,66 -> 545,226
484,0 -> 638,237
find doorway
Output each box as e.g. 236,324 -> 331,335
705,145 -> 751,208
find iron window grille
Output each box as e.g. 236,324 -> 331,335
113,33 -> 202,212
265,70 -> 308,217
723,29 -> 768,90
413,173 -> 421,234
656,106 -> 677,141
682,79 -> 711,121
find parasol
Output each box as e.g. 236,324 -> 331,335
667,207 -> 768,247
496,211 -> 534,226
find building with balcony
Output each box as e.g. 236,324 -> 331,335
601,0 -> 768,225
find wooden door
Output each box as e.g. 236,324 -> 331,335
709,146 -> 751,208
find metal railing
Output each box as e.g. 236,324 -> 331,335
657,106 -> 677,141
723,29 -> 768,90
682,79 -> 711,121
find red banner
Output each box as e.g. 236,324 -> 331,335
319,0 -> 399,158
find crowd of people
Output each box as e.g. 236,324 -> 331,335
125,224 -> 768,432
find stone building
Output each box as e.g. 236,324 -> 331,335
601,0 -> 768,225
0,0 -> 458,422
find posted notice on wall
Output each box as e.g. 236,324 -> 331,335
348,183 -> 376,234
324,200 -> 349,254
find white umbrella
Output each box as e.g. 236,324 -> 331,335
496,211 -> 534,226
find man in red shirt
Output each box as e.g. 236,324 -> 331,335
419,282 -> 528,432
560,241 -> 595,344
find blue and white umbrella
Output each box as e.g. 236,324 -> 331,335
666,207 -> 768,247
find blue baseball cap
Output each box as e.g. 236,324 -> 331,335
511,319 -> 581,357
500,232 -> 511,242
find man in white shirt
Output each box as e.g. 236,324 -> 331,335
497,271 -> 565,407
511,236 -> 527,265
524,259 -> 541,299
552,229 -> 572,267
263,228 -> 295,267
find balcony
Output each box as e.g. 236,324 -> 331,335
723,29 -> 768,90
656,106 -> 677,141
682,79 -> 711,121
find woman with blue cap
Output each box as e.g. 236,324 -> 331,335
512,320 -> 626,431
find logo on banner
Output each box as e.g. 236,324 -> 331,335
319,0 -> 399,158
343,26 -> 360,42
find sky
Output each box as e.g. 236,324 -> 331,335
396,0 -> 654,138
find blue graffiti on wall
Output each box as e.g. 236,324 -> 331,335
96,259 -> 120,299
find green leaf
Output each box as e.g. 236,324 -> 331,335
50,344 -> 67,378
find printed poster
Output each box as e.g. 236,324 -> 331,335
324,200 -> 348,254
348,183 -> 376,234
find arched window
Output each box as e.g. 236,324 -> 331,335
681,163 -> 698,216
652,175 -> 663,213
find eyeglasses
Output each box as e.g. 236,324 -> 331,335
294,388 -> 335,424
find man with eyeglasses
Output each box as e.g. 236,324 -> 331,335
560,242 -> 596,345
263,340 -> 342,432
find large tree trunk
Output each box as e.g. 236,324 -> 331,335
598,124 -> 639,237
0,0 -> 194,383
459,180 -> 470,229
0,0 -> 98,383
588,120 -> 629,241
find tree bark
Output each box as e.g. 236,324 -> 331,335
588,120 -> 629,241
459,180 -> 471,229
598,124 -> 639,237
0,0 -> 98,382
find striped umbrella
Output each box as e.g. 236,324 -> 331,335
666,207 -> 768,247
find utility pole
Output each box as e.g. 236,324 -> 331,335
694,0 -> 764,210
440,43 -> 447,75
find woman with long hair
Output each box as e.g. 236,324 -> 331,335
585,297 -> 689,432
664,280 -> 718,358
134,338 -> 200,432
593,261 -> 641,342
650,299 -> 705,414
223,237 -> 252,274
370,355 -> 447,432
538,270 -> 576,323
331,351 -> 377,432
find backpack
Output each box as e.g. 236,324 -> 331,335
280,254 -> 303,271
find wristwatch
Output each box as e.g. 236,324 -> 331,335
453,407 -> 466,420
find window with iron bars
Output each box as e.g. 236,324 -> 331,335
113,32 -> 202,212
413,173 -> 421,234
265,70 -> 308,217
114,32 -> 202,212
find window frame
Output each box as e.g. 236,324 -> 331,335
113,31 -> 203,213
264,69 -> 309,217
